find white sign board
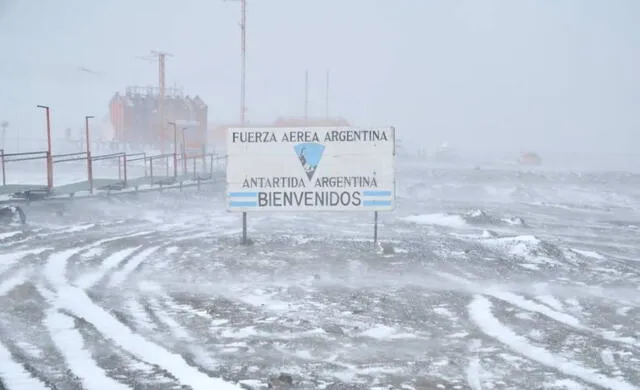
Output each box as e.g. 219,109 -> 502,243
226,127 -> 396,212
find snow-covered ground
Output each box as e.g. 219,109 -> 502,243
0,161 -> 639,389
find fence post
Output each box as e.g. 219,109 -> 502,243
182,146 -> 187,176
118,154 -> 122,181
123,153 -> 128,187
173,149 -> 178,179
150,157 -> 154,185
209,154 -> 214,179
192,156 -> 196,180
47,151 -> 53,191
201,152 -> 206,177
0,149 -> 5,186
87,152 -> 94,195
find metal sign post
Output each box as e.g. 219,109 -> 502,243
373,211 -> 379,248
242,212 -> 248,245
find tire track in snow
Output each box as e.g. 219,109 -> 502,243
42,239 -> 240,389
147,296 -> 195,342
42,231 -> 154,290
468,295 -> 638,390
0,231 -> 23,242
0,248 -> 50,276
145,293 -> 218,368
34,236 -> 148,387
437,271 -> 640,349
108,246 -> 160,288
74,246 -> 142,289
45,309 -> 131,390
0,269 -> 30,297
0,266 -> 50,389
0,341 -> 48,390
124,296 -> 159,334
5,222 -> 139,247
53,286 -> 240,390
489,290 -> 640,350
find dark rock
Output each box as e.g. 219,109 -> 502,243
268,373 -> 294,388
241,238 -> 255,246
381,243 -> 395,255
322,323 -> 345,335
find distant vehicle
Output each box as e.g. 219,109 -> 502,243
519,152 -> 542,165
432,142 -> 459,162
0,205 -> 26,225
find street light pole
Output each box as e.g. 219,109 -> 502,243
85,115 -> 94,194
0,121 -> 8,151
169,121 -> 178,178
36,105 -> 53,191
181,127 -> 188,175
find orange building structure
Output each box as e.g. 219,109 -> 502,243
519,152 -> 542,165
109,86 -> 208,154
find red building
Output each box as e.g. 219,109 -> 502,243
109,86 -> 208,153
519,152 -> 542,165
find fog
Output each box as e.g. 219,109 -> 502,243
1,0 -> 638,162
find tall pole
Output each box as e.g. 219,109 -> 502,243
240,0 -> 247,126
169,121 -> 177,178
374,211 -> 379,248
85,115 -> 94,194
325,69 -> 330,119
226,0 -> 249,244
181,128 -> 187,175
37,105 -> 53,191
224,0 -> 247,124
159,52 -> 166,154
304,70 -> 309,120
238,0 -> 248,245
0,121 -> 7,151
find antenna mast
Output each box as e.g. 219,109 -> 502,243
225,0 -> 248,125
139,50 -> 173,153
240,0 -> 247,125
304,70 -> 309,121
325,69 -> 330,119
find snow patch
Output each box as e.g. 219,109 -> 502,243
359,324 -> 418,340
0,231 -> 22,240
0,339 -> 48,389
571,249 -> 605,260
45,309 -> 131,390
468,295 -> 636,390
55,286 -> 240,389
0,247 -> 50,275
402,213 -> 467,228
0,269 -> 29,296
75,246 -> 141,289
108,246 -> 160,287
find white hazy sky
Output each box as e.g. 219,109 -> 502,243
0,0 -> 638,156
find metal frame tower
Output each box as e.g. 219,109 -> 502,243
138,50 -> 173,152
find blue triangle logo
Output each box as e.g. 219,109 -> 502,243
294,143 -> 325,181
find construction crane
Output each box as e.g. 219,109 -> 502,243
137,50 -> 173,153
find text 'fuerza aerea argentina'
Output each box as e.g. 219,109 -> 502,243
226,126 -> 395,211
231,129 -> 389,143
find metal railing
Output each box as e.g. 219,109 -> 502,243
0,150 -> 48,187
0,147 -> 227,198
